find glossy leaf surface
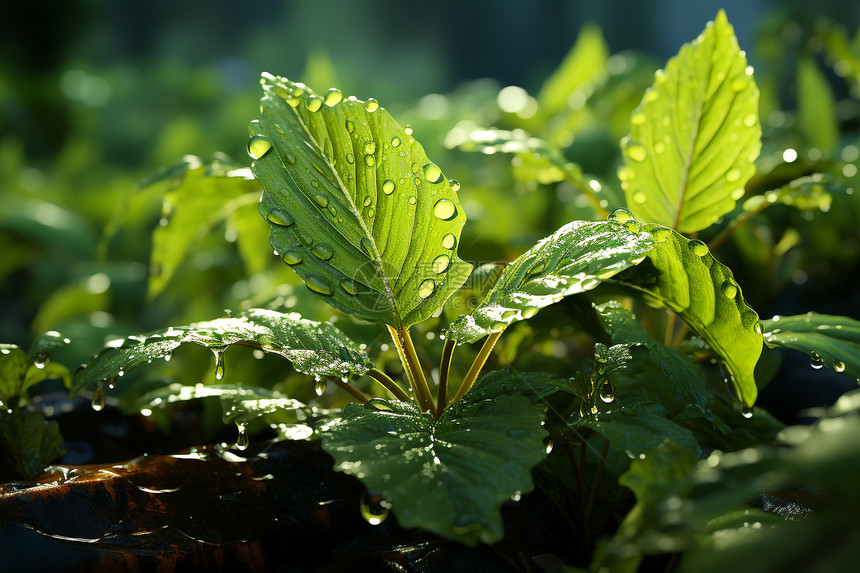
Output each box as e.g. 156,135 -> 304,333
620,10 -> 761,232
320,369 -> 548,545
252,75 -> 472,327
762,312 -> 860,381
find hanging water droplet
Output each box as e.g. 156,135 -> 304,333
315,379 -> 327,396
432,254 -> 450,274
92,381 -> 105,412
448,179 -> 461,192
235,422 -> 249,450
741,407 -> 754,419
267,209 -> 295,227
625,144 -> 647,162
340,280 -> 359,295
305,96 -> 323,112
607,208 -> 634,224
34,353 -> 48,369
423,163 -> 443,183
360,237 -> 374,256
833,360 -> 846,373
382,179 -> 396,195
283,249 -> 303,265
212,348 -> 226,380
599,381 -> 615,403
441,233 -> 456,249
721,279 -> 738,299
324,88 -> 343,106
753,320 -> 763,334
433,199 -> 457,220
418,278 -> 435,298
247,135 -> 272,160
311,243 -> 334,260
688,239 -> 709,256
360,490 -> 391,525
810,351 -> 824,369
305,275 -> 334,296
313,194 -> 329,208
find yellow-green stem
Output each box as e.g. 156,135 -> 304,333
327,376 -> 369,403
368,368 -> 411,402
451,331 -> 502,404
387,325 -> 434,414
436,338 -> 456,416
664,311 -> 676,347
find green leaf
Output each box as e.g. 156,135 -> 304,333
0,345 -> 70,402
797,56 -> 838,153
620,10 -> 761,233
537,23 -> 609,119
445,215 -> 654,344
606,223 -> 762,407
320,368 -> 548,545
72,308 -> 372,394
149,160 -> 261,298
594,301 -> 715,420
762,312 -> 860,381
740,173 -> 841,213
251,75 -> 472,327
0,408 -> 65,478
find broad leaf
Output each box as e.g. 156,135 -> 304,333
320,369 -> 548,545
620,10 -> 761,233
740,173 -> 841,213
606,223 -> 762,407
251,75 -> 472,327
762,312 -> 860,381
445,215 -> 654,344
0,408 -> 65,478
0,344 -> 70,402
73,308 -> 372,393
581,401 -> 702,457
148,158 -> 261,298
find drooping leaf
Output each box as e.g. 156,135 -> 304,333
605,223 -> 762,407
762,312 -> 860,381
0,408 -> 65,478
797,56 -> 839,153
445,214 -> 654,344
251,75 -> 472,327
320,369 -> 548,545
149,159 -> 261,298
537,23 -> 609,119
72,308 -> 372,394
620,10 -> 761,233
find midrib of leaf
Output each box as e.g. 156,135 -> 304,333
672,59 -> 709,231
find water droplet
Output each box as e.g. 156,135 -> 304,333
360,490 -> 391,525
599,381 -> 615,403
213,348 -> 226,380
448,179 -> 461,192
315,379 -> 327,396
418,278 -> 435,299
235,422 -> 249,450
718,279 -> 737,299
305,96 -> 323,112
631,112 -> 646,125
34,353 -> 48,369
282,249 -> 303,265
644,89 -> 658,102
360,237 -> 374,256
441,233 -> 456,249
345,152 -> 355,164
267,209 -> 295,227
311,243 -> 334,260
340,280 -> 359,295
382,179 -> 396,195
92,381 -> 105,412
731,78 -> 748,92
247,135 -> 272,160
726,168 -> 742,182
433,199 -> 457,220
305,275 -> 334,296
362,196 -> 372,207
390,136 -> 401,148
364,154 -> 375,167
731,188 -> 745,200
404,125 -> 413,136
345,120 -> 355,133
625,144 -> 647,162
365,98 -> 379,112
408,195 -> 417,205
649,226 -> 671,243
833,360 -> 846,373
364,141 -> 376,155
743,114 -> 757,127
742,407 -> 754,419
688,239 -> 709,256
423,163 -> 443,183
810,351 -> 824,369
313,194 -> 329,208
324,88 -> 343,106
608,208 -> 634,224
754,320 -> 763,334
283,151 -> 297,165
432,254 -> 450,274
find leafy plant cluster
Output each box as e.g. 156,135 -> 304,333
3,9 -> 860,571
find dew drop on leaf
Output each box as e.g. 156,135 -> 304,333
365,98 -> 380,112
247,135 -> 272,160
833,360 -> 846,373
726,168 -> 742,183
448,179 -> 461,192
340,280 -> 359,295
649,226 -> 672,243
688,239 -> 709,256
432,254 -> 450,274
423,163 -> 443,183
311,243 -> 334,261
315,379 -> 327,396
390,136 -> 401,148
212,348 -> 226,380
345,152 -> 355,164
360,490 -> 391,525
625,144 -> 647,162
267,209 -> 295,227
282,249 -> 303,265
810,351 -> 824,369
599,381 -> 615,403
360,237 -> 374,257
34,353 -> 48,369
743,114 -> 757,127
607,208 -> 635,224
235,422 -> 249,450
408,195 -> 417,205
433,199 -> 457,220
324,88 -> 343,106
305,275 -> 334,296
382,179 -> 396,195
721,279 -> 738,299
441,233 -> 456,249
418,278 -> 436,299
345,120 -> 355,133
305,96 -> 323,112
364,154 -> 375,167
313,194 -> 329,208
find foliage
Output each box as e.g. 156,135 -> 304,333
3,7 -> 860,571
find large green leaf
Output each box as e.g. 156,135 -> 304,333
0,344 -> 70,403
251,74 -> 472,327
445,214 -> 654,344
72,308 -> 372,394
620,10 -> 761,233
0,408 -> 65,478
581,401 -> 702,457
762,312 -> 860,382
606,223 -> 762,407
320,368 -> 548,545
740,173 -> 841,214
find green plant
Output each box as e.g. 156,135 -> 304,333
11,9 -> 860,570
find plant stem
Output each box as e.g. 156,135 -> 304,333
664,311 -> 676,347
708,200 -> 769,252
388,325 -> 435,415
327,376 -> 369,403
584,438 -> 610,529
367,368 -> 411,402
451,330 -> 502,403
437,338 -> 456,416
671,322 -> 690,347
